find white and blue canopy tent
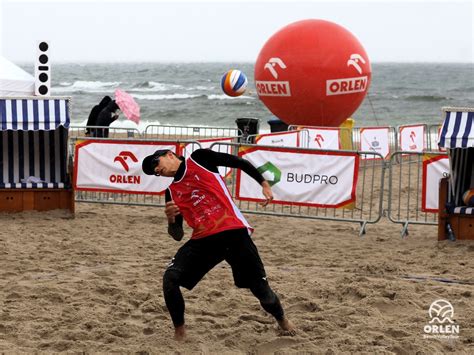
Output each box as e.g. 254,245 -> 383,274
0,97 -> 71,189
438,106 -> 474,215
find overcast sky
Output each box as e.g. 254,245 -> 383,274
0,0 -> 472,63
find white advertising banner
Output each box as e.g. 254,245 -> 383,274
255,131 -> 299,147
360,127 -> 390,159
422,155 -> 449,212
305,128 -> 340,150
184,137 -> 234,177
74,140 -> 178,194
237,147 -> 359,207
399,124 -> 425,152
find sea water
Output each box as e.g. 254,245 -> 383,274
20,62 -> 474,132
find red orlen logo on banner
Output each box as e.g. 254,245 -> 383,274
111,151 -> 141,184
114,151 -> 138,172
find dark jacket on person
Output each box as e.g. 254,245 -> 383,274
93,100 -> 120,138
85,96 -> 112,135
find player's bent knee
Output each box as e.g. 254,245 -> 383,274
163,269 -> 182,293
260,291 -> 277,305
250,280 -> 277,304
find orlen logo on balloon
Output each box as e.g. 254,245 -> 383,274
326,54 -> 368,96
110,151 -> 141,184
256,58 -> 291,97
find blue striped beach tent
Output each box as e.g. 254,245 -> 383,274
438,107 -> 474,214
0,97 -> 71,189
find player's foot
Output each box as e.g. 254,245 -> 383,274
277,317 -> 296,336
174,324 -> 186,341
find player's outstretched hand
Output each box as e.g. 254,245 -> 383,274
260,181 -> 274,207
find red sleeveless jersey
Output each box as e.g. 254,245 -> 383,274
168,157 -> 253,239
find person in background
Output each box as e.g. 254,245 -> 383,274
93,100 -> 120,138
141,148 -> 296,341
85,96 -> 111,136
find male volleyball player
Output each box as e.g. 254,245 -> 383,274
142,148 -> 296,340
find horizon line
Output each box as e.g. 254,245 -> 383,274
14,60 -> 474,65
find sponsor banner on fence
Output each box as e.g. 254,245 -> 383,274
255,131 -> 300,147
236,147 -> 359,207
360,127 -> 390,159
399,124 -> 426,152
422,154 -> 449,212
74,140 -> 179,194
184,137 -> 234,177
301,127 -> 341,150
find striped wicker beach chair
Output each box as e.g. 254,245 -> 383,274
0,97 -> 74,212
437,107 -> 474,240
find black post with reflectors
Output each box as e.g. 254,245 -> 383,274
35,41 -> 51,96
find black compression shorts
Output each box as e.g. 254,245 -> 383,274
165,228 -> 267,290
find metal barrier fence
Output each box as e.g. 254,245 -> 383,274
143,124 -> 241,139
75,189 -> 168,207
69,125 -> 142,139
70,137 -> 385,235
387,151 -> 445,237
69,134 -> 450,237
287,124 -> 448,157
288,124 -> 400,153
70,123 -> 442,152
70,124 -> 241,140
210,143 -> 385,236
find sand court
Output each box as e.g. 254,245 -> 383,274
0,204 -> 473,353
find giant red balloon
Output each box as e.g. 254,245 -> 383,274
255,19 -> 371,127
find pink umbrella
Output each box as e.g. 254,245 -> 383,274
115,89 -> 140,124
